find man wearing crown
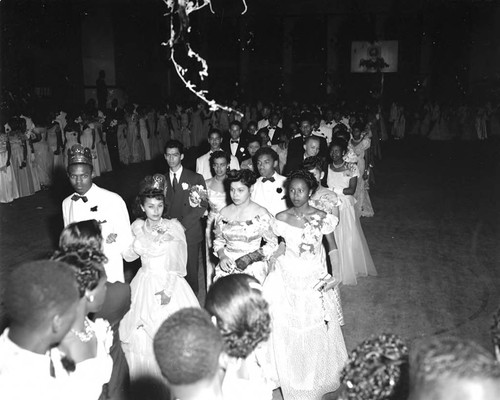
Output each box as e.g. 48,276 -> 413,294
62,144 -> 133,283
62,144 -> 132,399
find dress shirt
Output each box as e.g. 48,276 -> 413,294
257,118 -> 283,130
196,151 -> 240,180
230,140 -> 240,156
169,165 -> 183,187
62,183 -> 132,283
251,172 -> 287,216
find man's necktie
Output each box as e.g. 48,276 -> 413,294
262,177 -> 276,183
172,173 -> 178,192
71,194 -> 88,203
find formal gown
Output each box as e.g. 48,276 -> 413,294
126,114 -> 145,163
139,117 -> 151,161
213,212 -> 277,284
32,127 -> 52,186
327,166 -> 377,285
349,137 -> 374,217
46,124 -> 64,173
0,133 -> 19,203
309,186 -> 344,326
79,125 -> 101,177
52,318 -> 113,400
9,133 -> 36,197
116,122 -> 130,165
95,123 -> 112,173
263,214 -> 348,400
120,218 -> 200,380
205,188 -> 228,289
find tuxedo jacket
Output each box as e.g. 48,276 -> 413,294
262,126 -> 283,145
165,167 -> 208,243
222,132 -> 250,163
284,135 -> 329,174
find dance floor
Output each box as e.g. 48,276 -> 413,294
1,138 -> 499,352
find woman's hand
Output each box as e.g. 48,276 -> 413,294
219,256 -> 235,272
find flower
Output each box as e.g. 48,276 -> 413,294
188,184 -> 208,208
181,182 -> 189,190
239,147 -> 245,152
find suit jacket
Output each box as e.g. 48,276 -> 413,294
222,133 -> 250,163
264,126 -> 283,145
165,167 -> 207,243
284,135 -> 329,174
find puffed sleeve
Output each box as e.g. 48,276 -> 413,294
348,163 -> 360,178
212,213 -> 226,255
321,213 -> 338,235
259,212 -> 279,259
121,219 -> 141,262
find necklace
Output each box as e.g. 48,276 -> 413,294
332,160 -> 345,169
146,218 -> 166,234
71,318 -> 94,342
292,208 -> 306,221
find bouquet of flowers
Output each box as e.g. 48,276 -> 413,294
188,184 -> 208,208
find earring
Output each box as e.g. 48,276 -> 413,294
88,295 -> 94,303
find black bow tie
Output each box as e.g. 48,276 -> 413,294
231,140 -> 239,144
325,121 -> 333,125
262,177 -> 275,183
71,194 -> 88,203
269,126 -> 276,130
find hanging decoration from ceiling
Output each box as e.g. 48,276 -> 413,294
162,0 -> 247,116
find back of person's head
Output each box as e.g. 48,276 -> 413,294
205,274 -> 271,359
339,333 -> 409,400
4,260 -> 79,331
58,219 -> 103,252
154,307 -> 225,386
409,336 -> 500,400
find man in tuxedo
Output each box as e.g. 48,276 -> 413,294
222,120 -> 248,164
259,113 -> 283,145
164,140 -> 208,294
284,117 -> 328,174
196,128 -> 239,180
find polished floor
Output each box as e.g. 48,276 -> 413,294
1,138 -> 499,354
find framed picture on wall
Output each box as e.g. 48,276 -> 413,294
351,41 -> 398,73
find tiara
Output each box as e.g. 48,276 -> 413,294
140,174 -> 166,193
67,144 -> 92,166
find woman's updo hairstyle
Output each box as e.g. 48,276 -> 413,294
225,169 -> 257,191
58,219 -> 103,252
133,174 -> 168,219
285,169 -> 319,195
205,274 -> 271,359
52,245 -> 107,298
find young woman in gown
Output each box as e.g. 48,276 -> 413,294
51,221 -> 114,400
138,106 -> 151,161
240,137 -> 261,171
120,174 -> 199,382
303,156 -> 344,326
326,138 -> 377,286
205,274 -> 274,400
349,123 -> 374,217
0,131 -> 19,203
125,104 -> 144,164
79,116 -> 101,177
213,169 -> 278,284
263,170 -> 347,400
205,150 -> 229,290
8,117 -> 36,197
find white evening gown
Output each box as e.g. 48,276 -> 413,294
263,214 -> 348,400
120,218 -> 200,380
205,188 -> 228,289
327,165 -> 377,285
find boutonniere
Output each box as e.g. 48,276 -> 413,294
90,206 -> 98,212
276,188 -> 283,194
181,182 -> 189,190
239,147 -> 245,153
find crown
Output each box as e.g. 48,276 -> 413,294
67,144 -> 92,166
140,174 -> 166,194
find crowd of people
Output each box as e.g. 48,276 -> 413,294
1,97 -> 500,400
